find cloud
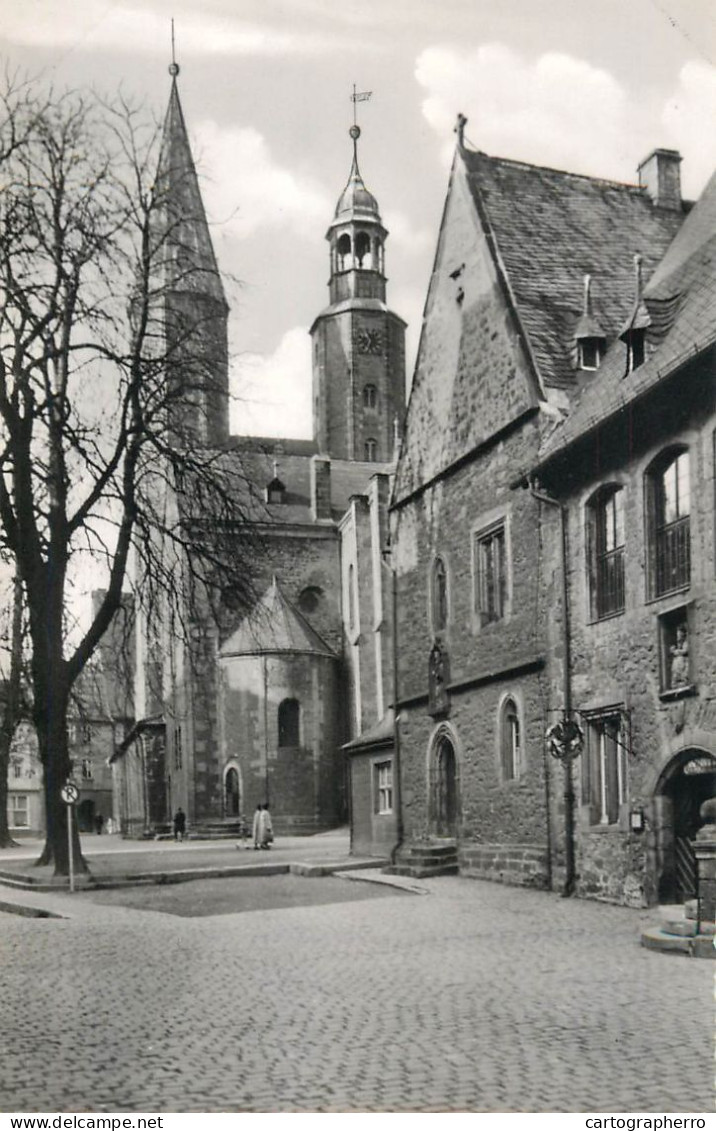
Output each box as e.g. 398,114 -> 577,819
662,61 -> 716,197
194,119 -> 332,241
415,44 -> 716,199
382,209 -> 433,259
231,327 -> 313,438
415,44 -> 634,178
2,1 -> 337,57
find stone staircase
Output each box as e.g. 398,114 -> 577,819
641,899 -> 716,958
384,840 -> 458,879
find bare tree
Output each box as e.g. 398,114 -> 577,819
0,75 -> 257,874
0,571 -> 28,847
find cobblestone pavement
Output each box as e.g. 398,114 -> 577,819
0,875 -> 713,1113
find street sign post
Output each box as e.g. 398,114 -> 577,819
61,780 -> 79,893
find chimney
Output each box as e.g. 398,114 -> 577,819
311,454 -> 332,521
637,148 -> 682,211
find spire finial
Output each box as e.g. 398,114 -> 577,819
455,113 -> 468,148
349,85 -> 372,155
169,19 -> 180,77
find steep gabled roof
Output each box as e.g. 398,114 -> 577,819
536,164 -> 716,467
155,77 -> 226,306
462,149 -> 683,391
393,142 -> 684,505
219,579 -> 336,658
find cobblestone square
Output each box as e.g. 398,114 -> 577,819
1,873 -> 713,1113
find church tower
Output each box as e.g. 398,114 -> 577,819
310,121 -> 406,462
155,64 -> 230,447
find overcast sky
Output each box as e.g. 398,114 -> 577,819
2,0 -> 715,439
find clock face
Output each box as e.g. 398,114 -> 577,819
355,327 -> 384,356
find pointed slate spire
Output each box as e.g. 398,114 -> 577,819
155,66 -> 226,307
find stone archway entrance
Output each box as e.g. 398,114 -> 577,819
655,748 -> 716,904
432,731 -> 458,838
224,767 -> 240,817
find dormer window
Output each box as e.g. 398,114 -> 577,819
625,328 -> 645,372
579,339 -> 602,371
265,461 -> 286,504
620,255 -> 650,374
574,275 -> 605,372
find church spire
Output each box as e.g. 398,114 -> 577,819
155,58 -> 226,307
155,53 -> 230,446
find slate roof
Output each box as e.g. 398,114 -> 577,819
462,149 -> 684,392
536,164 -> 716,466
219,579 -> 336,658
155,77 -> 226,306
221,436 -> 393,526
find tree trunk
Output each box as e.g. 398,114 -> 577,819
0,746 -> 18,848
0,573 -> 24,848
34,675 -> 87,875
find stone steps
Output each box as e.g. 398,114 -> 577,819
640,900 -> 716,959
385,841 -> 458,879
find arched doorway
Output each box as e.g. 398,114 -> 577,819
655,748 -> 716,904
224,767 -> 240,817
431,730 -> 458,838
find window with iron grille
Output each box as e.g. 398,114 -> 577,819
581,713 -> 627,826
474,522 -> 507,624
587,485 -> 625,619
374,760 -> 393,814
500,697 -> 522,781
647,448 -> 690,597
431,556 -> 448,632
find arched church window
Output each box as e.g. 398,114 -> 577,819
364,438 -> 378,461
337,233 -> 352,271
298,586 -> 323,614
363,384 -> 378,410
355,231 -> 372,269
278,699 -> 300,748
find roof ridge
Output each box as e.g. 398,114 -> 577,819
465,146 -> 646,194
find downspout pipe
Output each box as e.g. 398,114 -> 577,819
382,551 -> 404,865
530,481 -> 577,897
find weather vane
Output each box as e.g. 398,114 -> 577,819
169,18 -> 179,77
350,84 -> 372,138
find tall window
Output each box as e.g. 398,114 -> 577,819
363,384 -> 378,410
500,697 -> 522,781
375,761 -> 393,814
647,448 -> 690,597
431,556 -> 448,632
582,714 -> 627,826
475,522 -> 507,624
347,563 -> 358,633
9,795 -> 28,828
588,486 -> 625,619
81,758 -> 93,780
364,438 -> 378,461
278,699 -> 300,748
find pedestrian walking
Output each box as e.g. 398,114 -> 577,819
95,813 -> 104,835
261,804 -> 274,849
173,807 -> 186,842
252,803 -> 263,850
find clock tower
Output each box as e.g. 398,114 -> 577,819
310,122 -> 406,462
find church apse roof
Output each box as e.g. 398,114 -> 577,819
220,579 -> 336,658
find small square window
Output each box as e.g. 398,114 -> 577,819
375,760 -> 393,815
